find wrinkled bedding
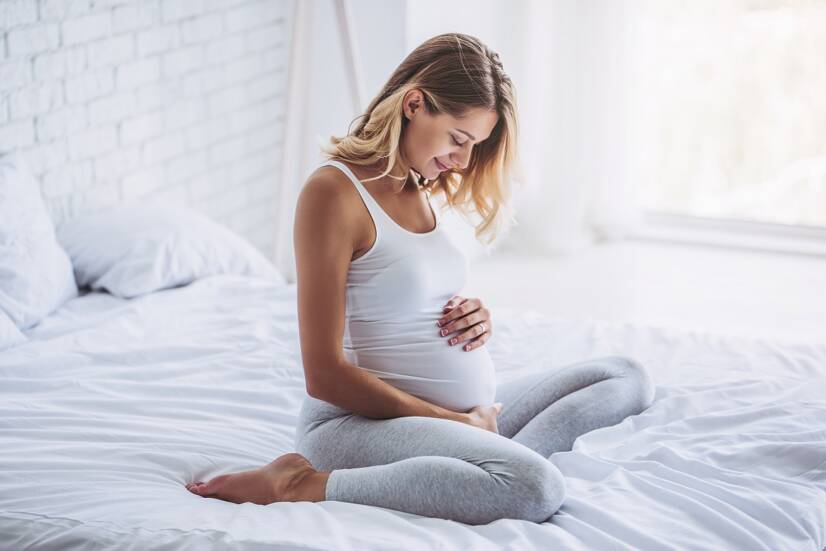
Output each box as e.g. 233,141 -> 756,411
1,274 -> 824,550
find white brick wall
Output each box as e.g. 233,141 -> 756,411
0,0 -> 290,260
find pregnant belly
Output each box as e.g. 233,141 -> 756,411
345,319 -> 498,412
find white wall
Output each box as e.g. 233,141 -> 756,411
0,0 -> 291,258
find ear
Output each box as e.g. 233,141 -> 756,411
403,88 -> 424,120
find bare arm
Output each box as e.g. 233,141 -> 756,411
311,360 -> 469,423
293,169 -> 469,424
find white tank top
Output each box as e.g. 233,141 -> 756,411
323,159 -> 497,413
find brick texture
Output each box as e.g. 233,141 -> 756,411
0,0 -> 289,260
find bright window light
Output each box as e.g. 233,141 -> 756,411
630,0 -> 826,228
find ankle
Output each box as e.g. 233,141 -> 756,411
286,470 -> 329,503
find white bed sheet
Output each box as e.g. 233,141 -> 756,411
1,274 -> 824,550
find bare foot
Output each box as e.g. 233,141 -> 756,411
185,452 -> 324,505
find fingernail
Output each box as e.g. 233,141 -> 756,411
450,338 -> 456,345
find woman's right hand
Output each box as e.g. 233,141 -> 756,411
463,402 -> 503,434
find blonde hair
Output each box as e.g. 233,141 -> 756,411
322,33 -> 519,245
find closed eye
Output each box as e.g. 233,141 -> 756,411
451,135 -> 467,146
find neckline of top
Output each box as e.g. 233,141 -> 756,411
324,160 -> 440,237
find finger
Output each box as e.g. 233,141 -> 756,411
448,321 -> 487,348
461,331 -> 489,351
439,309 -> 483,335
442,295 -> 464,312
442,295 -> 465,311
438,298 -> 477,327
443,295 -> 461,311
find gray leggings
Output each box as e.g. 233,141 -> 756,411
294,355 -> 656,525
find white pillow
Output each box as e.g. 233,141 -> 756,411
56,203 -> 286,299
0,154 -> 78,330
0,309 -> 27,350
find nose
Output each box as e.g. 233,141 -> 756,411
450,145 -> 472,170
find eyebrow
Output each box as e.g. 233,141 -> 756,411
454,128 -> 477,141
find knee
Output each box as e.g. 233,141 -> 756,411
610,356 -> 656,411
508,456 -> 566,523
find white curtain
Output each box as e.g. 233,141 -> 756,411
504,0 -> 642,256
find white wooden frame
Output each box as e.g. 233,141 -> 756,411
274,0 -> 366,282
629,211 -> 826,258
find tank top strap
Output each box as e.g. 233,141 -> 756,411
321,159 -> 391,231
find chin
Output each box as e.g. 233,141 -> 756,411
429,160 -> 444,178
412,163 -> 435,180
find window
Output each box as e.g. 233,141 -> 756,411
629,0 -> 826,229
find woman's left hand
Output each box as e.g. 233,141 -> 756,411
436,295 -> 492,352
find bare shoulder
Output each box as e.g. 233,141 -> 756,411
298,165 -> 361,214
307,163 -> 349,185
296,164 -> 369,248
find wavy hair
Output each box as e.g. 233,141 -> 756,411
321,32 -> 519,245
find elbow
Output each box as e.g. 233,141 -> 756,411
304,373 -> 323,400
305,379 -> 324,400
302,359 -> 346,401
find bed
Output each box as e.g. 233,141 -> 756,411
1,269 -> 825,550
1,152 -> 824,550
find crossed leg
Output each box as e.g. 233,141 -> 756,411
186,355 -> 655,524
495,355 -> 656,458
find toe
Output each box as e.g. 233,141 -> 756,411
203,474 -> 230,494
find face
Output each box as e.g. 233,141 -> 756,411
400,89 -> 499,180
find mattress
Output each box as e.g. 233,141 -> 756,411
1,274 -> 824,550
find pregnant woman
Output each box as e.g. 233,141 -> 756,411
186,33 -> 655,525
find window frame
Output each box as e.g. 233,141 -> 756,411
628,210 -> 826,258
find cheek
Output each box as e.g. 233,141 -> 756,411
405,121 -> 450,163
424,133 -> 451,158
410,134 -> 441,162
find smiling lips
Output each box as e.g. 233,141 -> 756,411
435,158 -> 450,171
